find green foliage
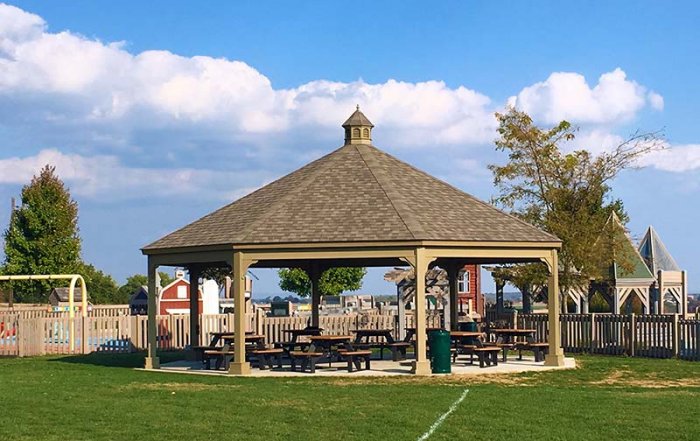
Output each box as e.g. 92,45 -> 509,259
489,108 -> 662,301
117,272 -> 174,302
200,266 -> 232,286
278,267 -> 367,297
79,263 -> 120,304
2,165 -> 81,302
589,290 -> 611,312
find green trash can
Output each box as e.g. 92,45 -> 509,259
458,321 -> 478,332
428,329 -> 452,374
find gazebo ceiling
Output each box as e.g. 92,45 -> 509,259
143,109 -> 558,254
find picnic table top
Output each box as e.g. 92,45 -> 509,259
404,327 -> 444,332
280,329 -> 322,335
492,329 -> 536,335
308,335 -> 353,341
210,331 -> 255,338
450,331 -> 484,338
221,334 -> 266,341
351,329 -> 393,334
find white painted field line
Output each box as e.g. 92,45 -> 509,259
417,388 -> 470,441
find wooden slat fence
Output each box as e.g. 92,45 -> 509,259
0,305 -> 130,320
4,311 -> 699,361
679,318 -> 700,361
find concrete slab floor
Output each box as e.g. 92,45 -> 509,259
140,356 -> 576,378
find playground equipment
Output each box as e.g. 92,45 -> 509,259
0,274 -> 87,351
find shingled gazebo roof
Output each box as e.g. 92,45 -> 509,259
140,108 -> 567,374
143,111 -> 557,252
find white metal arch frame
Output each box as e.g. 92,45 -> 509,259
0,274 -> 88,351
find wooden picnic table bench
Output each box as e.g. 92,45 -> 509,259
250,348 -> 284,370
513,337 -> 550,362
203,348 -> 235,370
289,348 -> 326,373
471,347 -> 501,368
337,349 -> 372,372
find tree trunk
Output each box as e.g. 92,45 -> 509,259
521,289 -> 533,314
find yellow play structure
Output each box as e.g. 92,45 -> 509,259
0,274 -> 87,351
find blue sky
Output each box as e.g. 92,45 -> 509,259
0,1 -> 698,296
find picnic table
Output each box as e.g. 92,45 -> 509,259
492,329 -> 536,344
308,335 -> 354,367
404,327 -> 444,343
351,329 -> 396,360
276,328 -> 323,355
202,334 -> 268,370
491,329 -> 536,362
207,330 -> 255,347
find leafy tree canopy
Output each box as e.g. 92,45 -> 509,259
489,108 -> 663,301
79,263 -> 119,304
2,165 -> 81,302
278,267 -> 367,297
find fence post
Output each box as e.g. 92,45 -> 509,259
255,308 -> 264,336
629,313 -> 635,357
82,316 -> 89,354
589,313 -> 596,353
17,318 -> 25,357
512,310 -> 518,329
672,314 -> 680,357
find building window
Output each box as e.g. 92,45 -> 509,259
363,128 -> 369,138
353,128 -> 361,137
177,285 -> 187,299
457,271 -> 470,293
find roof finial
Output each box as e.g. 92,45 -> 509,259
356,104 -> 360,111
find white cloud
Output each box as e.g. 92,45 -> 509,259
0,3 -> 686,204
509,68 -> 661,125
642,144 -> 700,172
0,149 -> 267,200
0,3 -> 496,148
562,129 -> 625,155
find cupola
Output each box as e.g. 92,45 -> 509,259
342,105 -> 374,145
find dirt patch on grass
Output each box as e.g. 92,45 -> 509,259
589,369 -> 700,388
120,382 -> 242,392
317,373 -> 536,387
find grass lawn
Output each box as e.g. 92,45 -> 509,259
1,353 -> 698,441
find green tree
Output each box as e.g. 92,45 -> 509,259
489,108 -> 662,308
2,166 -> 81,302
117,272 -> 175,302
79,263 -> 120,304
278,267 -> 367,297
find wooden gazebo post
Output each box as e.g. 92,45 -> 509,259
545,249 -> 564,366
412,248 -> 432,375
230,251 -> 254,375
145,257 -> 159,369
188,266 -> 201,355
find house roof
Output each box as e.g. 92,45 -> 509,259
50,287 -> 86,302
600,214 -> 655,281
638,226 -> 681,273
143,111 -> 559,252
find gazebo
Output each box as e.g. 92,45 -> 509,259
141,107 -> 564,375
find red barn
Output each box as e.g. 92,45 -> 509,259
456,264 -> 484,318
158,271 -> 203,315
